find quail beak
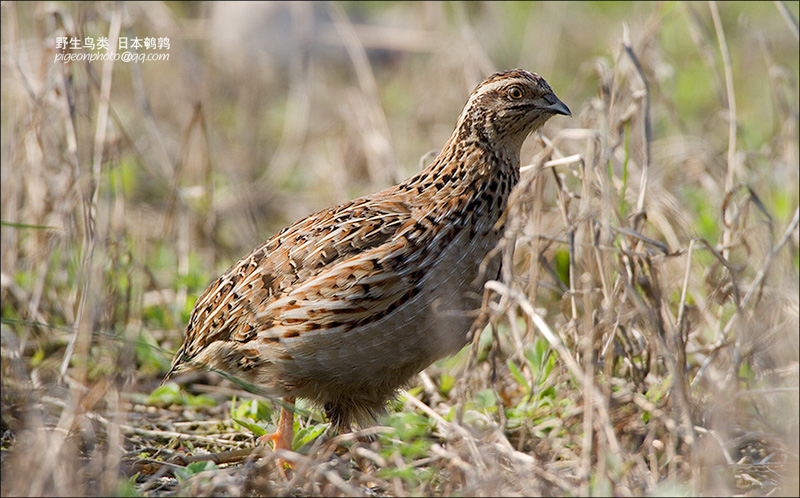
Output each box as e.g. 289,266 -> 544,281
542,95 -> 571,117
161,365 -> 178,385
162,353 -> 185,384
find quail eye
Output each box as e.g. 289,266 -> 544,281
507,86 -> 523,100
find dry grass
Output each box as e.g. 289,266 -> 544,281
2,1 -> 798,496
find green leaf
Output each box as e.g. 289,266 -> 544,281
473,389 -> 497,411
439,373 -> 456,396
293,423 -> 329,450
232,417 -> 268,437
174,460 -> 218,482
231,398 -> 272,421
147,382 -> 216,407
147,383 -> 181,405
554,249 -> 570,287
525,338 -> 554,388
507,359 -> 530,392
187,460 -> 218,473
538,386 -> 556,405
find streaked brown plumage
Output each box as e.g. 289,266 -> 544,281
164,69 -> 570,449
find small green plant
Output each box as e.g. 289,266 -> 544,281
379,410 -> 435,460
173,460 -> 219,483
230,397 -> 272,437
229,397 -> 329,451
292,423 -> 329,451
146,382 -> 216,407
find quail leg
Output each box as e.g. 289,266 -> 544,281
258,396 -> 295,476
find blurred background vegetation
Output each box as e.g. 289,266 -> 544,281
1,1 -> 798,496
